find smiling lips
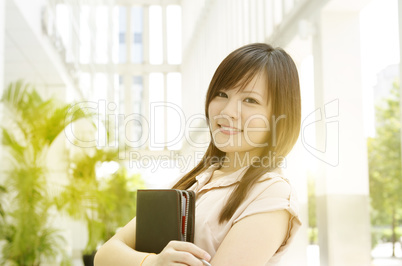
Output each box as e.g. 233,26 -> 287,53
218,124 -> 243,135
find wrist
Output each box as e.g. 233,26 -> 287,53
140,253 -> 157,266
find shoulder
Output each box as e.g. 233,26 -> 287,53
255,169 -> 293,197
247,169 -> 300,217
233,169 -> 301,225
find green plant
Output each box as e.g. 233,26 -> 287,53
307,171 -> 317,245
0,81 -> 88,265
368,82 -> 402,256
0,185 -> 6,238
57,147 -> 143,254
371,226 -> 402,248
307,227 -> 318,245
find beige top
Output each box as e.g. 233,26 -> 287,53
188,164 -> 301,265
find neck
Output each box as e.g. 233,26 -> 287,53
220,151 -> 259,172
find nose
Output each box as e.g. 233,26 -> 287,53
220,98 -> 239,120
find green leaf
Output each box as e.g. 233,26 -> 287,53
368,82 -> 402,230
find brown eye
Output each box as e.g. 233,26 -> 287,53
244,97 -> 258,104
216,91 -> 228,98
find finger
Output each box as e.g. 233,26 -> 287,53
169,241 -> 211,262
172,251 -> 204,266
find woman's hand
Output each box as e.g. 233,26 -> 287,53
143,241 -> 211,266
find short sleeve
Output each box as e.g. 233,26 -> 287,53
233,177 -> 302,261
234,178 -> 300,223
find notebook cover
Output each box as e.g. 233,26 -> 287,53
135,189 -> 195,254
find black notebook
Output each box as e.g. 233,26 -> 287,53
135,189 -> 196,254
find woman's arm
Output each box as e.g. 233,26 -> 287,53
94,217 -> 211,266
94,217 -> 146,265
210,210 -> 290,266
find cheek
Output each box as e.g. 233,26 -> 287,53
207,103 -> 216,129
208,101 -> 219,118
242,109 -> 270,128
242,114 -> 271,141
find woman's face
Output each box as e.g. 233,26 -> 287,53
208,73 -> 271,161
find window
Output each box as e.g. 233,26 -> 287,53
79,6 -> 90,64
131,7 -> 143,63
94,73 -> 107,101
70,3 -> 182,150
167,72 -> 182,150
118,6 -> 127,63
149,72 -> 165,150
149,6 -> 163,65
132,76 -> 144,142
56,4 -> 72,62
119,75 -> 125,113
95,6 -> 108,63
166,5 -> 182,64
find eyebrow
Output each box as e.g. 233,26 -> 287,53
241,90 -> 264,98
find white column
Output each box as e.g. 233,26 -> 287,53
126,5 -> 131,64
279,140 -> 309,266
312,5 -> 371,266
107,4 -> 114,103
163,72 -> 168,149
399,0 -> 402,158
0,0 -> 4,176
278,37 -> 314,266
162,4 -> 167,64
143,5 -> 149,64
142,73 -> 150,150
0,0 -> 4,92
249,0 -> 256,42
256,0 -> 264,42
264,0 -> 274,39
242,0 -> 249,44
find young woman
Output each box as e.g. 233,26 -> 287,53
94,43 -> 302,266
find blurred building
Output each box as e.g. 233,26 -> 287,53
1,0 -> 399,265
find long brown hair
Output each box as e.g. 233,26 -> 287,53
173,43 -> 301,223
